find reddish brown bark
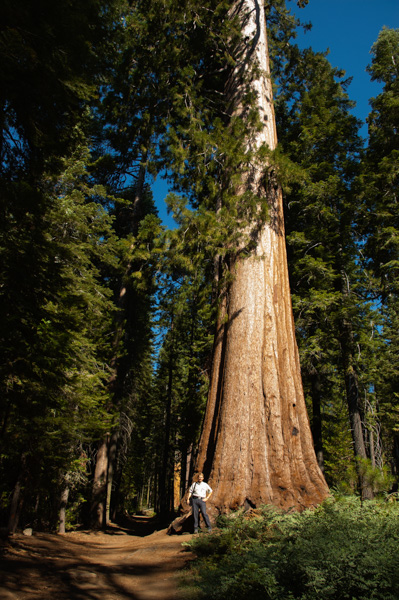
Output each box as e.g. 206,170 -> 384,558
190,0 -> 328,518
168,0 -> 328,535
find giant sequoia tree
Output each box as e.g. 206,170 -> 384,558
182,0 -> 329,517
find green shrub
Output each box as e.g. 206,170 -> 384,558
183,496 -> 399,600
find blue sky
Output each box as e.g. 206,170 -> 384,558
290,0 -> 398,131
153,0 -> 398,227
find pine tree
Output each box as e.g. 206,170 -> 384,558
0,0 -> 124,180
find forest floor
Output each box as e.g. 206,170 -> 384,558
0,516 -> 197,600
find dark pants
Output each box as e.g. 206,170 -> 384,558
192,497 -> 211,530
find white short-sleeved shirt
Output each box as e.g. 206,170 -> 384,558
189,481 -> 212,498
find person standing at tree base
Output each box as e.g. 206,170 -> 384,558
188,473 -> 213,533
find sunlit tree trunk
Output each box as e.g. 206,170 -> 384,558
58,485 -> 70,534
194,0 -> 328,516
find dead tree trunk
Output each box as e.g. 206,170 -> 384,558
192,0 -> 328,516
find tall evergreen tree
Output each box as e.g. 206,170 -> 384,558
89,190 -> 162,527
165,1 -> 328,533
359,28 -> 399,478
152,233 -> 214,516
272,29 -> 385,497
0,0 -> 126,531
0,0 -> 124,180
0,144 -> 118,531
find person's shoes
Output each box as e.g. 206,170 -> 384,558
207,528 -> 212,533
194,529 -> 198,534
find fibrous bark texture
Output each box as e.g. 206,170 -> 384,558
195,0 -> 329,515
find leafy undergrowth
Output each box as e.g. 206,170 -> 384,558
180,494 -> 399,600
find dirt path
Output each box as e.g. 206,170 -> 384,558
0,518 -> 196,600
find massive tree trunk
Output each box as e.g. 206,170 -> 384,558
193,0 -> 328,516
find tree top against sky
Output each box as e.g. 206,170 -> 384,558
291,0 -> 398,130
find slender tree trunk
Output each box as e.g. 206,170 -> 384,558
340,335 -> 374,500
369,428 -> 376,468
393,434 -> 399,479
0,399 -> 11,444
339,270 -> 374,500
193,0 -> 328,515
59,485 -> 70,534
160,334 -> 174,516
110,464 -> 123,522
310,370 -> 324,472
180,447 -> 187,501
91,437 -> 109,528
8,469 -> 24,534
146,476 -> 151,508
90,161 -> 148,527
180,443 -> 193,499
341,339 -> 367,459
105,430 -> 118,525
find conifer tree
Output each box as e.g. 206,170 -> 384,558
0,0 -> 126,531
152,235 -> 214,516
87,0 -> 168,525
0,144 -> 118,532
274,43 -> 375,490
166,1 -> 328,531
89,188 -> 162,527
359,28 -> 399,478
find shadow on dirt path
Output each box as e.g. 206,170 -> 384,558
0,517 -> 195,600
